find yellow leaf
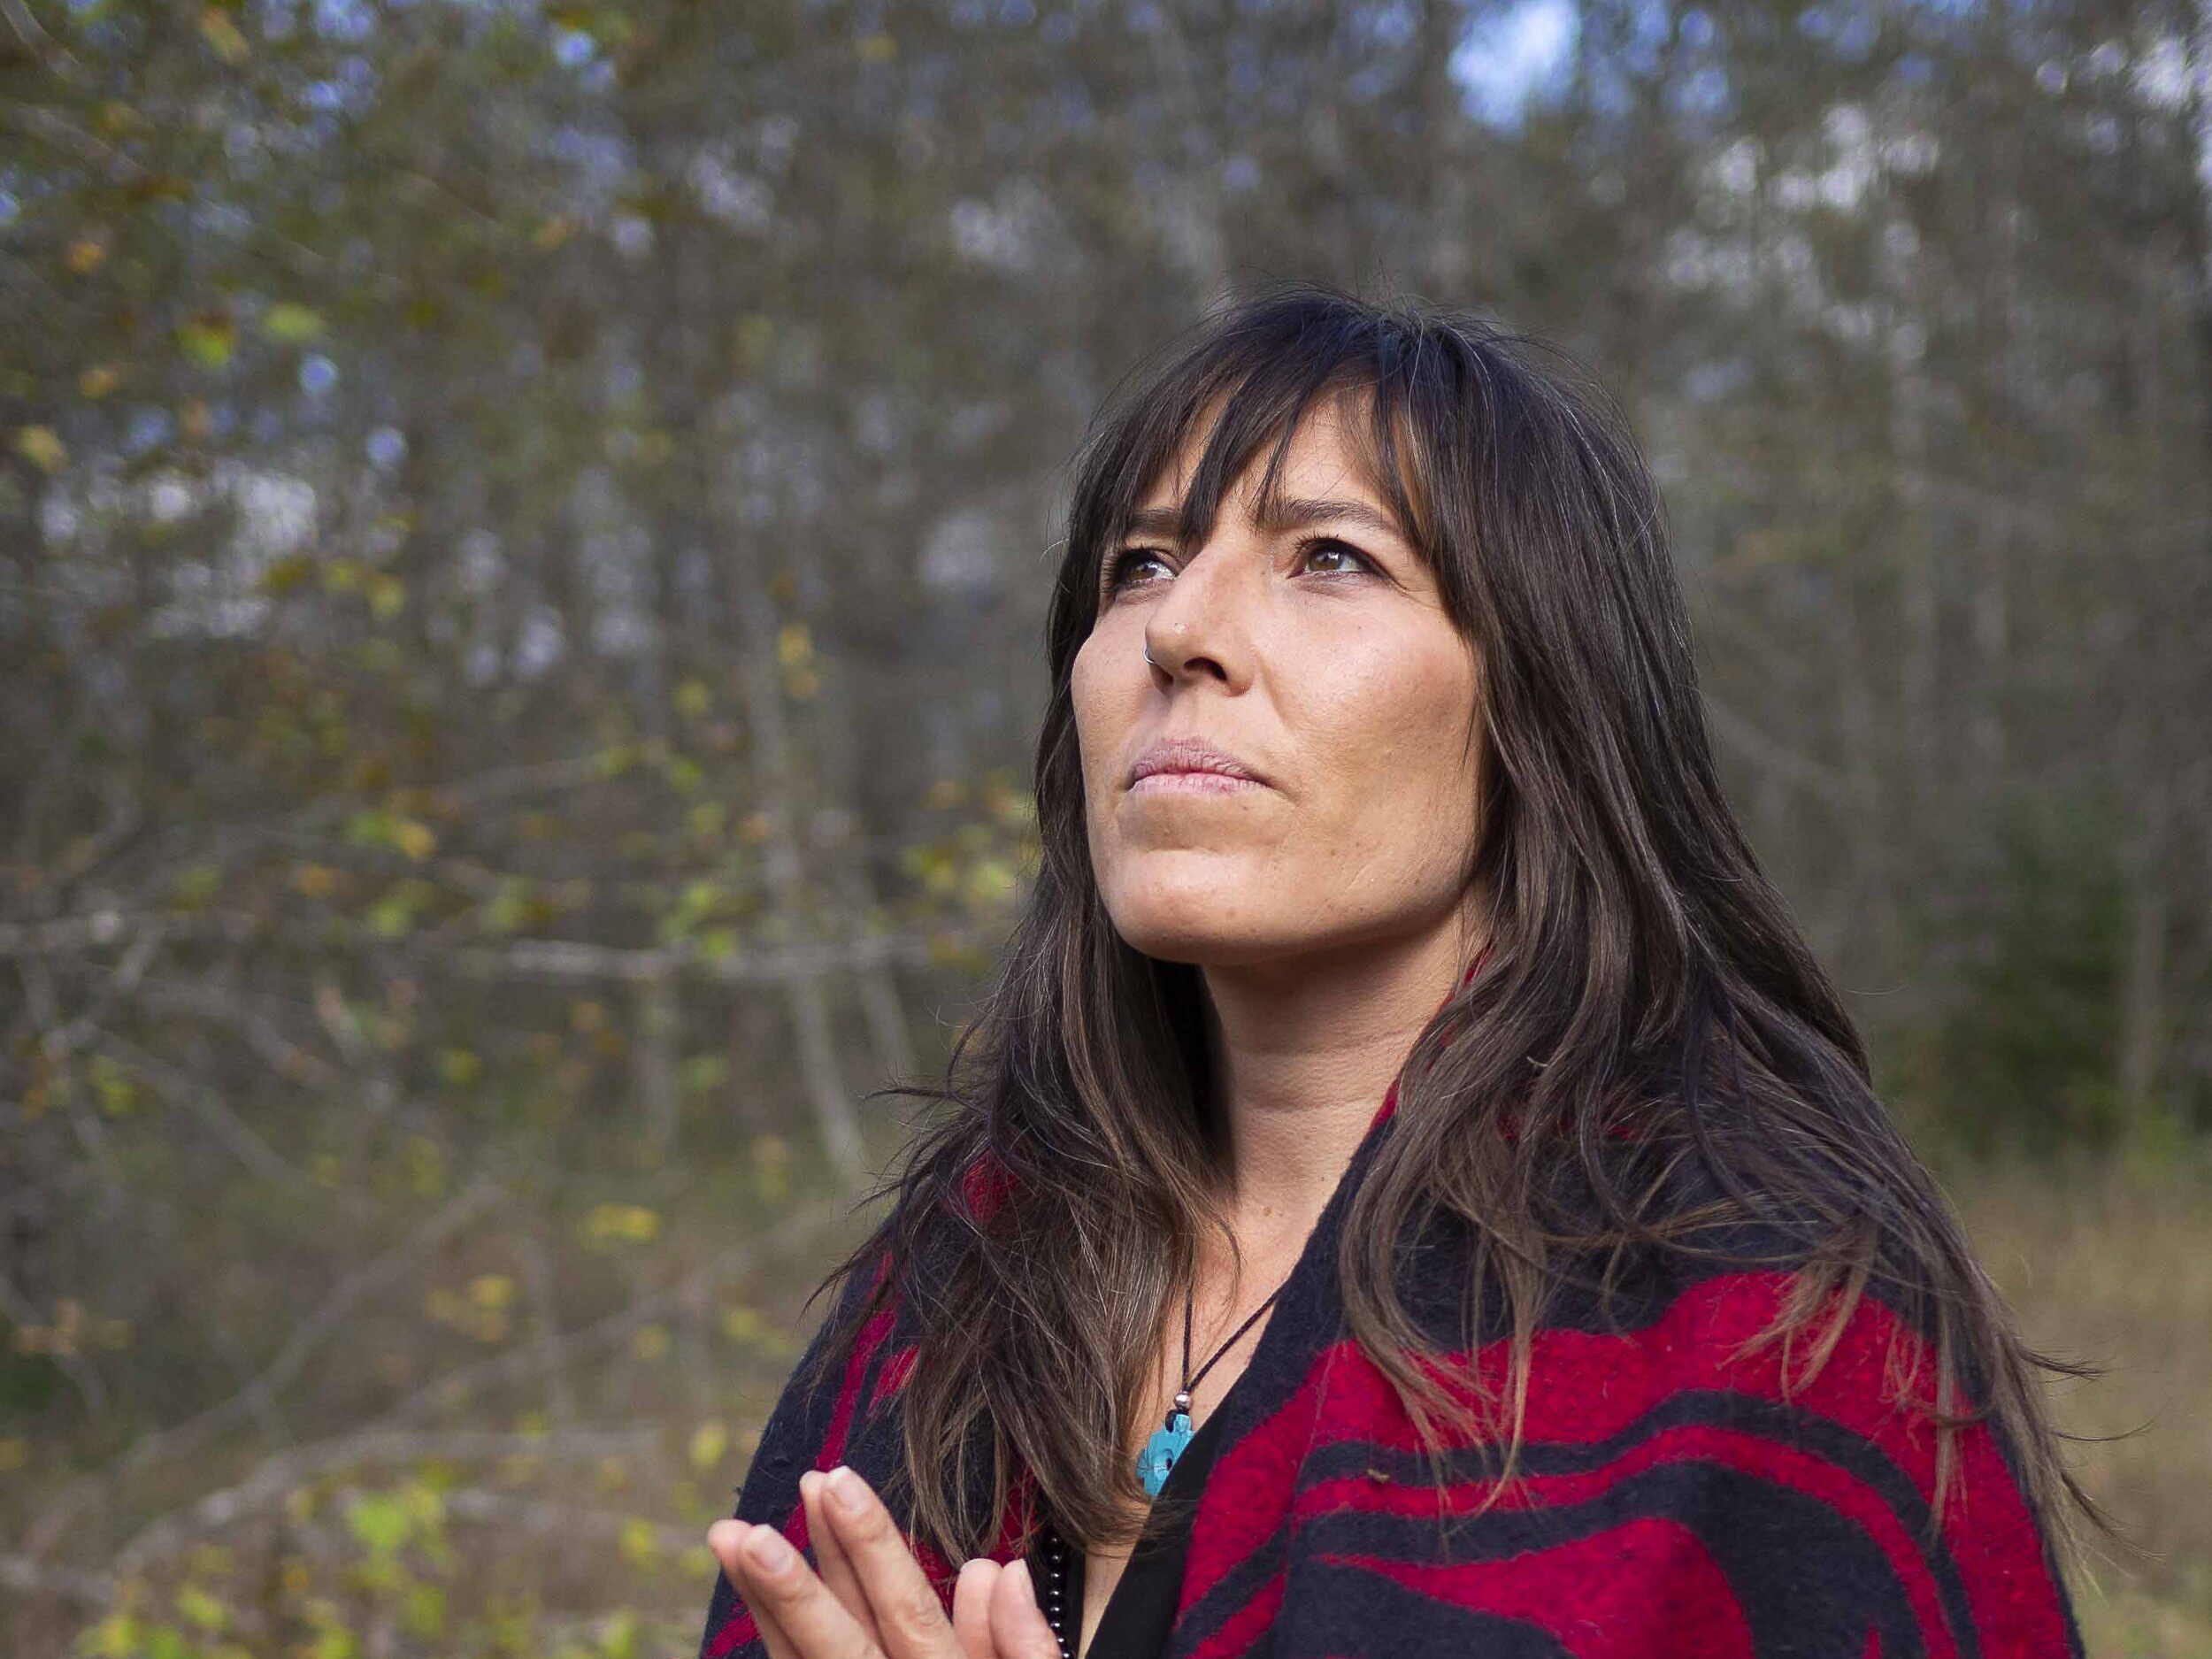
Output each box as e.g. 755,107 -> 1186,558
199,8 -> 250,62
734,314 -> 777,371
403,1134 -> 445,1199
291,862 -> 342,897
965,856 -> 1019,905
66,235 -> 109,273
776,622 -> 811,667
583,1202 -> 659,1247
388,817 -> 435,860
261,302 -> 326,343
81,1613 -> 139,1658
687,1421 -> 728,1471
13,426 -> 66,473
403,1580 -> 446,1639
468,1273 -> 513,1310
600,1605 -> 641,1659
80,364 -> 122,398
618,1517 -> 661,1568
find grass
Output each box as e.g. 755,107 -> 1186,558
1943,1139 -> 2212,1656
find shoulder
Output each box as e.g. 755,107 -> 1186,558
1494,1246 -> 2085,1655
1552,1260 -> 2083,1653
1294,1208 -> 2087,1656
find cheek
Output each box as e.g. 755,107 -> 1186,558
1305,639 -> 1479,829
1412,660 -> 1481,797
1069,639 -> 1125,795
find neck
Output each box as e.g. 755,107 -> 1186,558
1196,908 -> 1485,1255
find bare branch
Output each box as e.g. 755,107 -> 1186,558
19,1178 -> 507,1558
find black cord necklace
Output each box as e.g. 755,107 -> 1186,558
1136,1273 -> 1286,1497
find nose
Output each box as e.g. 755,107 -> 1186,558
1141,534 -> 1256,687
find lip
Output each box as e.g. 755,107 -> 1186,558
1127,736 -> 1268,789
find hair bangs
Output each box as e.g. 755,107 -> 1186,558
1087,313 -> 1445,597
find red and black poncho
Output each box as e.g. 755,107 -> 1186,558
698,1079 -> 2085,1659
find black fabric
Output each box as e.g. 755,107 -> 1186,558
1035,1401 -> 1232,1659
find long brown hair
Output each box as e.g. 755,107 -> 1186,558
795,279 -> 2120,1574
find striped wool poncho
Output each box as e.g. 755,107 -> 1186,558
697,1074 -> 2086,1659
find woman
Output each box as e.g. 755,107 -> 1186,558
697,283 -> 2108,1659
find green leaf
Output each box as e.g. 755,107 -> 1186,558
176,315 -> 237,370
346,1492 -> 413,1556
175,1583 -> 228,1632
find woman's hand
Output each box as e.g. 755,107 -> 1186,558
707,1463 -> 1064,1659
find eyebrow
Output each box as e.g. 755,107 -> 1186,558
1118,495 -> 1409,545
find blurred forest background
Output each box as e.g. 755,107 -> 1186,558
2,0 -> 2208,1655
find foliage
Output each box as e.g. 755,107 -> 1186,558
2,0 -> 2207,1651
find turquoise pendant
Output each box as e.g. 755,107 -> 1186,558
1138,1408 -> 1194,1497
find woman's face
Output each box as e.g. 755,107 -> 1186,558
1071,398 -> 1485,971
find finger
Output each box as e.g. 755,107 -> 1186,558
708,1521 -> 804,1659
803,1469 -> 886,1647
952,1559 -> 1002,1659
818,1463 -> 963,1659
988,1558 -> 1064,1659
727,1510 -> 882,1659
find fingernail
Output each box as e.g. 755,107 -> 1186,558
746,1525 -> 795,1574
828,1464 -> 868,1515
1008,1557 -> 1037,1609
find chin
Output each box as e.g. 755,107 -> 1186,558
1107,889 -> 1291,966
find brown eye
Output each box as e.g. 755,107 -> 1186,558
1299,536 -> 1379,577
1102,547 -> 1170,593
